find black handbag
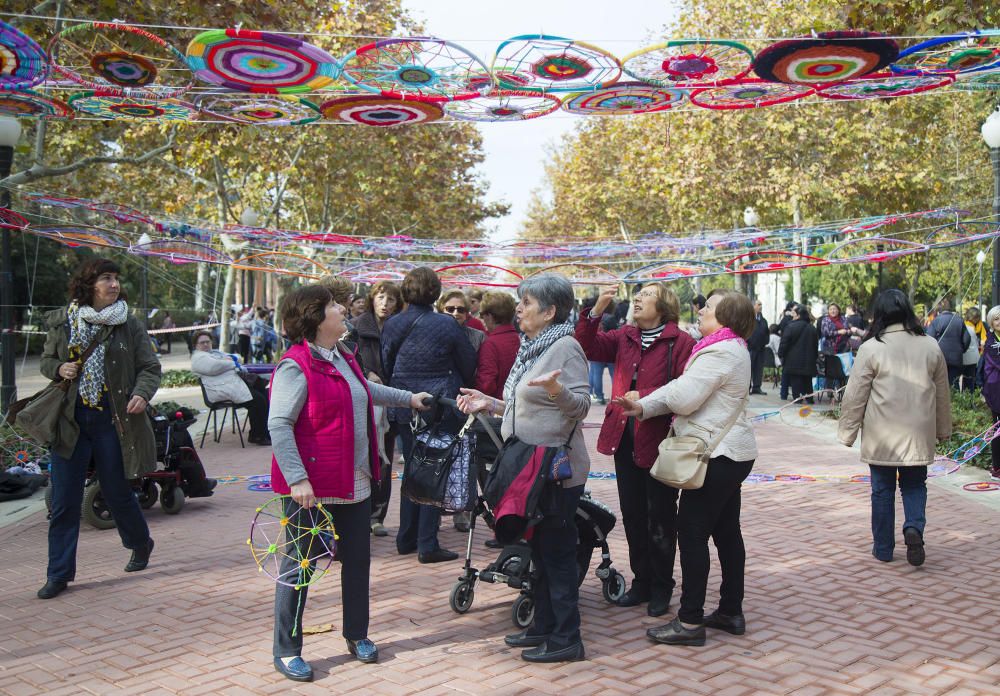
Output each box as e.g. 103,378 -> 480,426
401,406 -> 478,512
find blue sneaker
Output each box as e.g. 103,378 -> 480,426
347,638 -> 379,663
273,656 -> 313,682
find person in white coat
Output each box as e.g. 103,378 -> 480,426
191,330 -> 270,445
617,289 -> 757,648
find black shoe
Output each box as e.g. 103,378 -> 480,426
646,617 -> 706,646
750,389 -> 767,395
397,545 -> 417,555
188,479 -> 217,498
249,436 -> 272,446
346,638 -> 379,664
273,656 -> 313,682
521,641 -> 585,663
647,594 -> 671,617
615,585 -> 651,608
704,610 -> 746,635
484,538 -> 503,549
504,630 -> 550,648
418,548 -> 458,564
904,527 -> 925,567
124,538 -> 154,572
37,580 -> 68,599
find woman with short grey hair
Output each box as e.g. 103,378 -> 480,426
458,273 -> 591,663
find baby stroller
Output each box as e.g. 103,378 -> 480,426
439,399 -> 626,628
47,407 -> 216,529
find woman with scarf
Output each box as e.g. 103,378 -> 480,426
37,258 -> 161,600
617,289 -> 757,647
820,303 -> 851,392
457,274 -> 591,663
983,305 -> 1000,480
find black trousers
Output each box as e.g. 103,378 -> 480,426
749,348 -> 765,391
370,422 -> 399,525
273,497 -> 372,657
613,425 -> 677,599
529,483 -> 585,648
788,374 -> 813,401
243,379 -> 270,439
677,456 -> 754,625
238,334 -> 251,364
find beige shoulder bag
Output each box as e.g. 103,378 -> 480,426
649,390 -> 749,490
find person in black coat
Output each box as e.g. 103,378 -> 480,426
776,301 -> 798,399
748,300 -> 770,395
778,305 -> 819,402
926,299 -> 971,387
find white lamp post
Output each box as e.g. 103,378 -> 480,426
977,249 -> 987,311
240,206 -> 260,227
0,116 -> 22,411
983,108 -> 1000,307
137,232 -> 152,328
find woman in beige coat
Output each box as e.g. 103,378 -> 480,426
838,290 -> 951,567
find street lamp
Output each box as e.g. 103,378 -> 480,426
137,232 -> 152,329
982,107 -> 1000,307
977,249 -> 987,311
0,115 -> 23,412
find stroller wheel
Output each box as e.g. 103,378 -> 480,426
602,571 -> 626,603
449,581 -> 475,614
138,480 -> 158,510
511,593 -> 535,629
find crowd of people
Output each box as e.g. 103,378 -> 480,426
34,256 -> 978,679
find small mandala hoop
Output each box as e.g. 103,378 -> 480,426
817,72 -> 954,100
443,91 -> 561,122
689,79 -> 814,110
196,94 -> 321,126
0,90 -> 74,119
186,28 -> 340,94
68,91 -> 198,121
0,19 -> 49,91
29,226 -> 129,249
248,496 -> 338,589
49,21 -> 193,98
622,39 -> 753,88
491,35 -> 622,93
131,239 -> 232,265
319,94 -> 443,126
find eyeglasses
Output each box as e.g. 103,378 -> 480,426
635,291 -> 658,299
444,306 -> 468,314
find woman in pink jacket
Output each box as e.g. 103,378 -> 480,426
575,284 -> 694,616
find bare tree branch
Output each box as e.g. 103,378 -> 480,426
0,127 -> 178,190
265,142 -> 305,227
154,155 -> 215,189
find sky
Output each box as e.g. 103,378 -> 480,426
401,1 -> 682,243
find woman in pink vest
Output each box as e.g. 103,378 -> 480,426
269,284 -> 430,682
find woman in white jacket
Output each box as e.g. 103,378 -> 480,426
191,330 -> 270,445
617,290 -> 757,647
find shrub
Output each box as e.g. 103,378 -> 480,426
159,369 -> 200,388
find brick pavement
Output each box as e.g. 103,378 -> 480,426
2,406 -> 1000,695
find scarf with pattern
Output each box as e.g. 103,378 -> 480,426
503,321 -> 575,402
68,300 -> 129,408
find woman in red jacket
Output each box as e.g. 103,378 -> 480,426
575,283 -> 694,617
475,291 -> 520,398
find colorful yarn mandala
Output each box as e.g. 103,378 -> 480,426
891,32 -> 1000,76
924,222 -> 1000,249
689,80 -> 814,109
342,260 -> 416,283
30,226 -> 129,249
954,70 -> 1000,92
623,260 -> 727,282
49,21 -> 192,98
435,263 -> 523,288
752,30 -> 899,85
530,263 -> 620,286
232,252 -> 329,279
68,91 -> 198,121
561,82 -> 687,115
248,496 -> 338,589
817,72 -> 955,100
131,239 -> 232,265
0,90 -> 73,119
186,29 -> 339,94
491,35 -> 622,93
196,94 -> 321,126
825,236 -> 929,264
443,92 -> 561,122
0,19 -> 49,91
319,94 -> 443,126
725,251 -> 829,274
340,37 -> 488,102
622,39 -> 753,88
0,208 -> 28,230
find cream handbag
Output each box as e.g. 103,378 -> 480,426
649,393 -> 748,490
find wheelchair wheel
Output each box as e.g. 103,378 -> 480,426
137,480 -> 158,509
82,482 -> 117,530
511,593 -> 535,629
449,581 -> 475,614
160,484 -> 184,514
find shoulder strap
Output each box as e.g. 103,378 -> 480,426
701,391 -> 749,461
398,311 -> 427,352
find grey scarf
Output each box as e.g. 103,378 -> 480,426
503,321 -> 575,402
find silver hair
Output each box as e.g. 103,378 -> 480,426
517,274 -> 575,324
987,305 -> 1000,328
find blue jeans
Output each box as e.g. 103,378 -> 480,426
869,465 -> 927,561
588,361 -> 614,400
47,399 -> 151,582
395,424 -> 442,555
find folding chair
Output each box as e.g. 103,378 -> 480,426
198,381 -> 248,448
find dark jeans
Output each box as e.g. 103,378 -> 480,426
868,465 -> 927,561
788,375 -> 813,401
749,348 -> 764,391
992,412 -> 1000,471
947,364 -> 962,389
779,370 -> 790,399
960,364 -> 977,392
529,483 -> 585,648
47,399 -> 151,582
613,425 -> 677,599
238,334 -> 251,364
588,361 -> 614,400
395,424 -> 443,554
676,456 -> 754,625
273,496 -> 371,656
371,422 -> 399,525
161,333 -> 171,354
